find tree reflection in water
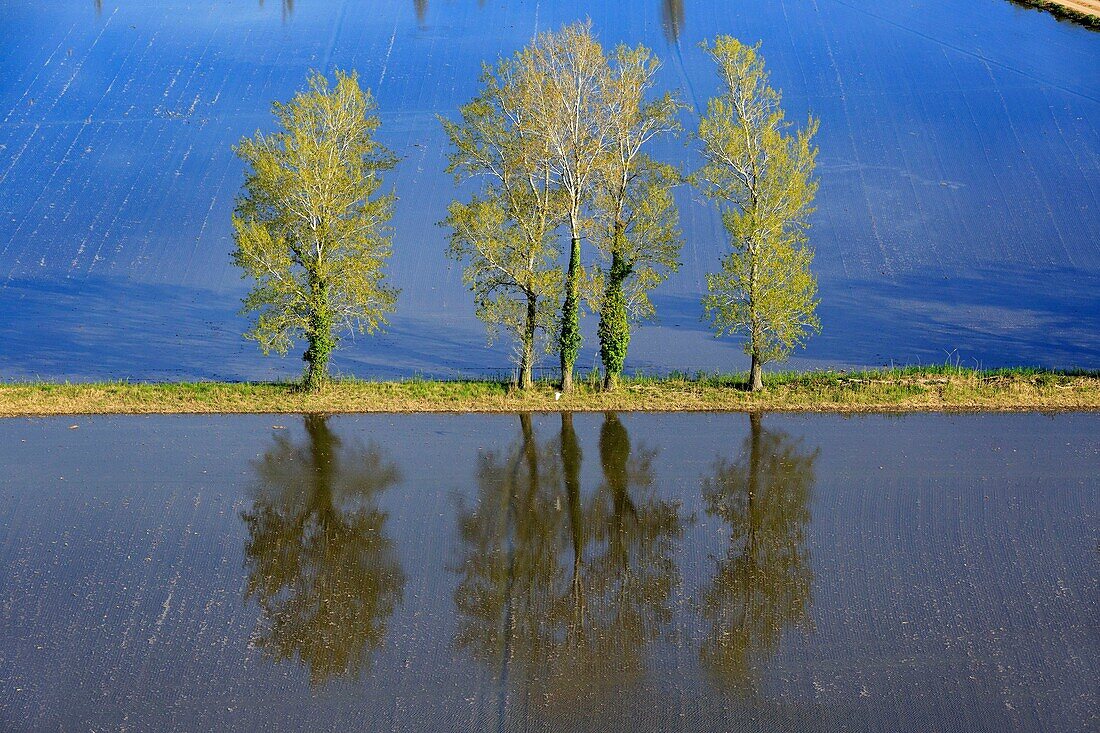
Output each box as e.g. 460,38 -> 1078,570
662,0 -> 685,43
414,0 -> 491,28
258,0 -> 294,22
451,412 -> 683,710
241,414 -> 405,687
699,412 -> 818,686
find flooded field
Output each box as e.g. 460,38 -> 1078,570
1,1 -> 1098,380
0,412 -> 1096,731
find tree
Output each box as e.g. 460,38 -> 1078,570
694,37 -> 820,392
442,61 -> 564,389
232,70 -> 398,391
518,22 -> 614,393
242,414 -> 405,686
593,45 -> 683,389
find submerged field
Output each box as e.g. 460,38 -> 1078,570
1,412 -> 1096,731
1,0 -> 1098,382
1,368 -> 1097,415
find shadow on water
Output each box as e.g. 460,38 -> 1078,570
698,413 -> 818,688
649,264 -> 1100,369
451,412 -> 684,717
241,414 -> 406,686
0,275 -> 499,381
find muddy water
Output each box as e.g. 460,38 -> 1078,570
0,412 -> 1095,731
1,1 -> 1099,380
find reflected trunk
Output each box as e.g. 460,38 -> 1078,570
699,411 -> 817,686
241,414 -> 405,686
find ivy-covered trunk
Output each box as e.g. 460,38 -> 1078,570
598,234 -> 631,390
303,278 -> 336,391
559,215 -> 583,393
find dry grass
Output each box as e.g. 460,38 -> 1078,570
1007,0 -> 1100,27
0,368 -> 1097,417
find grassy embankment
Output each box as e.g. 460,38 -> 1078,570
0,367 -> 1097,416
1008,0 -> 1100,28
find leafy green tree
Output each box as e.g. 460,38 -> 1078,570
517,22 -> 614,393
698,412 -> 817,686
441,61 -> 564,389
232,70 -> 398,391
592,45 -> 683,389
694,37 -> 820,392
241,414 -> 404,686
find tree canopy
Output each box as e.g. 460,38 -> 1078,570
591,43 -> 683,388
695,37 -> 820,391
232,69 -> 397,390
441,59 -> 564,389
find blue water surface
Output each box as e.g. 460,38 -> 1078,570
0,0 -> 1097,380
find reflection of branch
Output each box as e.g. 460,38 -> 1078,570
699,412 -> 817,687
450,412 -> 684,716
560,412 -> 585,618
242,415 -> 404,686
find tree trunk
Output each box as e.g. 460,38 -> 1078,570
519,294 -> 537,390
598,241 -> 631,391
559,213 -> 583,393
748,240 -> 762,393
303,279 -> 335,391
749,353 -> 764,392
304,348 -> 329,391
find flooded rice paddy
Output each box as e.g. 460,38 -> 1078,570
1,1 -> 1099,380
0,412 -> 1096,731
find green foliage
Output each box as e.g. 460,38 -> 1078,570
443,24 -> 685,392
591,43 -> 684,387
441,57 -> 564,389
515,21 -> 613,391
445,197 -> 561,348
597,256 -> 632,387
694,37 -> 820,379
558,236 -> 584,380
232,70 -> 398,390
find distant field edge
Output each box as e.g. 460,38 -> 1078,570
1007,0 -> 1100,29
1,368 -> 1098,417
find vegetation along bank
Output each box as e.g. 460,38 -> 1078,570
1,369 -> 1096,417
